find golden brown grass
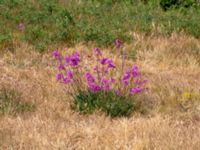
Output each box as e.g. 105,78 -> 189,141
0,34 -> 200,149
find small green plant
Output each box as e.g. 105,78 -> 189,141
0,88 -> 35,115
160,0 -> 179,10
0,31 -> 14,52
160,0 -> 197,10
73,90 -> 138,117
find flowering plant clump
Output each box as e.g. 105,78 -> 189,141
53,40 -> 147,117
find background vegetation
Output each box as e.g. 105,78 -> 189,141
1,0 -> 200,52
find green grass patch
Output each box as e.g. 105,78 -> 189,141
72,90 -> 143,117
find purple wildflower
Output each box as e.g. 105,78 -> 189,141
86,72 -> 100,92
101,77 -> 110,91
101,58 -> 116,72
52,50 -> 62,61
122,80 -> 129,86
64,52 -> 81,67
108,62 -> 116,68
104,67 -> 109,73
67,70 -> 73,79
58,64 -> 65,70
122,70 -> 131,86
85,73 -> 95,83
137,87 -> 143,93
63,77 -> 72,84
136,87 -> 143,93
56,73 -> 64,81
102,84 -> 110,91
115,39 -> 123,49
100,58 -> 109,65
110,78 -> 116,84
131,65 -> 140,77
93,65 -> 98,71
62,71 -> 73,84
93,48 -> 102,56
105,59 -> 113,64
88,83 -> 101,92
130,87 -> 143,94
64,56 -> 71,64
53,47 -> 147,98
123,70 -> 131,80
69,52 -> 80,67
104,64 -> 116,73
135,79 -> 148,85
18,23 -> 25,31
115,90 -> 121,95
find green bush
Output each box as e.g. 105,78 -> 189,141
160,0 -> 178,10
0,32 -> 13,51
72,91 -> 141,117
160,0 -> 197,10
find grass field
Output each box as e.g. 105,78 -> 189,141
1,0 -> 200,149
1,0 -> 200,51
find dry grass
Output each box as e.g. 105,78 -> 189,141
0,34 -> 200,149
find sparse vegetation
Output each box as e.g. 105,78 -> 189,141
0,87 -> 35,115
0,0 -> 200,149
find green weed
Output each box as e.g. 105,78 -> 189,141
72,90 -> 142,117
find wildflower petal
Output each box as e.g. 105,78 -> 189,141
115,39 -> 123,49
93,48 -> 102,56
56,73 -> 64,81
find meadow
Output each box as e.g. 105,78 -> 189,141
0,0 -> 200,149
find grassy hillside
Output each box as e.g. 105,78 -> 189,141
1,0 -> 200,51
0,0 -> 200,149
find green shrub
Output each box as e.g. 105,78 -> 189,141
0,31 -> 14,52
72,91 -> 141,117
0,88 -> 35,115
160,0 -> 179,10
160,0 -> 197,10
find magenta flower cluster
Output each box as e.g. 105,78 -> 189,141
53,39 -> 147,96
52,50 -> 80,84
